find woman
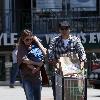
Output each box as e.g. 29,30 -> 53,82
17,29 -> 47,100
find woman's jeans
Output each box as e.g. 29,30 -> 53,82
22,79 -> 41,100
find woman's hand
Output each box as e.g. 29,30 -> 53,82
22,58 -> 31,65
22,56 -> 33,65
32,67 -> 41,74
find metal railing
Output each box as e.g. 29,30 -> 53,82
0,8 -> 100,33
32,16 -> 100,34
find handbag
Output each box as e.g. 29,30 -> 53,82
58,52 -> 81,76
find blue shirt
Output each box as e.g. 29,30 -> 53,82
27,44 -> 44,62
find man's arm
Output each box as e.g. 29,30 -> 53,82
75,37 -> 86,61
48,38 -> 56,60
48,38 -> 59,68
75,37 -> 87,69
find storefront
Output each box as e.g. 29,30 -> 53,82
0,33 -> 18,83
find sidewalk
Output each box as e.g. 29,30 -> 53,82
0,86 -> 54,100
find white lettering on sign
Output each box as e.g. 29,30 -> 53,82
80,33 -> 86,43
4,33 -> 10,45
0,33 -> 3,45
89,33 -> 97,43
97,33 -> 100,43
44,32 -> 100,44
0,33 -> 18,45
0,32 -> 100,46
11,33 -> 18,45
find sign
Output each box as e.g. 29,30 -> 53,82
74,32 -> 100,44
36,32 -> 100,49
36,0 -> 62,11
0,33 -> 18,45
70,0 -> 96,11
0,32 -> 100,49
37,32 -> 100,44
75,32 -> 100,49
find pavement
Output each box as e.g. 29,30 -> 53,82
0,86 -> 54,100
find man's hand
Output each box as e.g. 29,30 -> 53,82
80,61 -> 84,70
49,59 -> 58,66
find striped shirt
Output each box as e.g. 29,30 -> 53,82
48,34 -> 86,62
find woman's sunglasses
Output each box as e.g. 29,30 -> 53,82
25,38 -> 32,42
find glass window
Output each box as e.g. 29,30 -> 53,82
0,0 -> 3,32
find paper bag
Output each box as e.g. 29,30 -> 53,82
59,53 -> 81,76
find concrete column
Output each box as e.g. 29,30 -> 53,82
4,0 -> 12,33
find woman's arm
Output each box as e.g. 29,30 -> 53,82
33,36 -> 47,56
22,57 -> 43,67
22,58 -> 42,74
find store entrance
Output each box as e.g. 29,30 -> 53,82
12,0 -> 32,32
0,56 -> 5,81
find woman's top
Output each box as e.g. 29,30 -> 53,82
17,43 -> 41,82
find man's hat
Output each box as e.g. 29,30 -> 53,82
59,21 -> 70,27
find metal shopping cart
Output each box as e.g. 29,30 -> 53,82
55,70 -> 87,100
54,54 -> 87,100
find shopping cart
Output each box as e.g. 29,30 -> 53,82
55,71 -> 87,100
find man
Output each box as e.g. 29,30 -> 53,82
48,21 -> 86,100
9,44 -> 21,88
